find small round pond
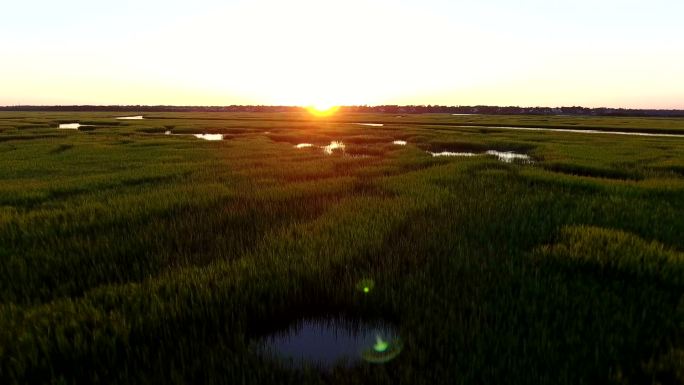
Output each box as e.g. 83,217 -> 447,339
255,317 -> 402,370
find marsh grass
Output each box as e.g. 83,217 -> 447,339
0,111 -> 682,384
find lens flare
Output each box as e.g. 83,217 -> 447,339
356,278 -> 375,294
373,335 -> 389,352
362,335 -> 403,364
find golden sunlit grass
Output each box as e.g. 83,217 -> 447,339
306,104 -> 340,117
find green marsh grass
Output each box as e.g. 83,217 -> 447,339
0,111 -> 682,384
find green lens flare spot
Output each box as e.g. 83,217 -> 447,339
356,279 -> 375,294
374,336 -> 389,352
362,335 -> 403,364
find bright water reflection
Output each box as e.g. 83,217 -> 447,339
485,150 -> 532,163
115,116 -> 144,120
429,151 -> 476,157
452,125 -> 684,138
58,123 -> 81,129
323,141 -> 345,154
428,150 -> 532,163
393,140 -> 407,146
193,133 -> 224,141
58,123 -> 92,130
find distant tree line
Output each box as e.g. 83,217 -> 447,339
341,105 -> 684,117
1,104 -> 683,117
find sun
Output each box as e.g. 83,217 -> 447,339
306,103 -> 340,117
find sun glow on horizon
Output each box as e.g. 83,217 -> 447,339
306,104 -> 340,117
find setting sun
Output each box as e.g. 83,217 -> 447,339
306,104 -> 340,117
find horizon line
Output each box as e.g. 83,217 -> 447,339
1,104 -> 684,112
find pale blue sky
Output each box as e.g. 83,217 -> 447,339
2,0 -> 683,107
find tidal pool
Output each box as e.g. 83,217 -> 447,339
115,116 -> 144,120
163,132 -> 223,140
429,151 -> 477,157
58,123 -> 92,130
485,150 -> 532,163
393,140 -> 407,146
193,133 -> 223,141
428,150 -> 532,163
354,123 -> 384,127
490,125 -> 684,138
437,124 -> 684,138
323,141 -> 345,154
256,317 -> 402,369
295,143 -> 314,149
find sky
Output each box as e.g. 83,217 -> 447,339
1,0 -> 683,108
